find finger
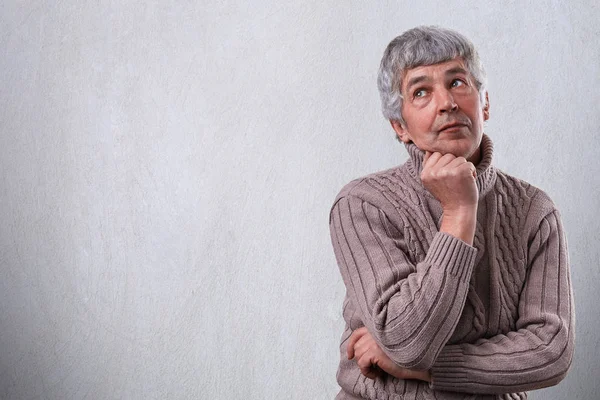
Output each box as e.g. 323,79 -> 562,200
357,354 -> 375,377
357,357 -> 384,380
467,162 -> 477,178
347,327 -> 368,359
433,153 -> 457,169
348,327 -> 368,359
352,333 -> 373,359
423,151 -> 442,168
424,151 -> 431,164
457,161 -> 477,178
363,369 -> 381,380
446,156 -> 468,168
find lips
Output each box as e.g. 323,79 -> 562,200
438,122 -> 467,132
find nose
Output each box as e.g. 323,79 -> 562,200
436,89 -> 458,114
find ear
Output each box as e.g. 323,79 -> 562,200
483,92 -> 490,121
390,120 -> 412,143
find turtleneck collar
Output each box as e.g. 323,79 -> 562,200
404,133 -> 497,198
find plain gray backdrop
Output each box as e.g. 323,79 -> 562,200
1,1 -> 598,399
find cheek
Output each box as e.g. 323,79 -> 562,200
465,104 -> 485,123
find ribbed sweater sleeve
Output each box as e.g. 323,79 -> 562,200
430,209 -> 575,394
329,194 -> 478,370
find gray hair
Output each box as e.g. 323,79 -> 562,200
377,26 -> 487,125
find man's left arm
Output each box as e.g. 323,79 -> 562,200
428,208 -> 575,394
350,207 -> 575,394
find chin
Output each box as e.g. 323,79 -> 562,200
450,137 -> 479,155
442,144 -> 473,158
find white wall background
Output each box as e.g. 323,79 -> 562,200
1,1 -> 598,399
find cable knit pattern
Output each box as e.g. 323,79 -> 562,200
329,134 -> 574,399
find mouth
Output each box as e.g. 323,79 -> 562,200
438,123 -> 467,132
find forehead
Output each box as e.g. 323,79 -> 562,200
401,58 -> 469,90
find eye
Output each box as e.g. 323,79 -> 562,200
413,89 -> 427,98
451,79 -> 465,88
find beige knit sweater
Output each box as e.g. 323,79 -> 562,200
329,134 -> 575,400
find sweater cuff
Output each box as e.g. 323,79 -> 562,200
424,232 -> 477,283
430,346 -> 468,391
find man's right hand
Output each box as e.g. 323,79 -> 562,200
347,327 -> 431,383
421,151 -> 478,245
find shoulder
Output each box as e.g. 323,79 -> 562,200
328,165 -> 416,223
330,165 -> 409,208
494,169 -> 560,231
495,169 -> 556,208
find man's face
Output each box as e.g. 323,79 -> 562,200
391,57 -> 489,164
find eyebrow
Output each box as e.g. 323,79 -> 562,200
405,75 -> 429,93
404,66 -> 470,93
445,67 -> 469,76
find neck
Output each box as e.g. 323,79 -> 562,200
467,145 -> 482,166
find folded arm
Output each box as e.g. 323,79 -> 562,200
329,193 -> 477,370
347,208 -> 575,392
429,209 -> 575,394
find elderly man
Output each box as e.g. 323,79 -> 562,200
328,26 -> 574,400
